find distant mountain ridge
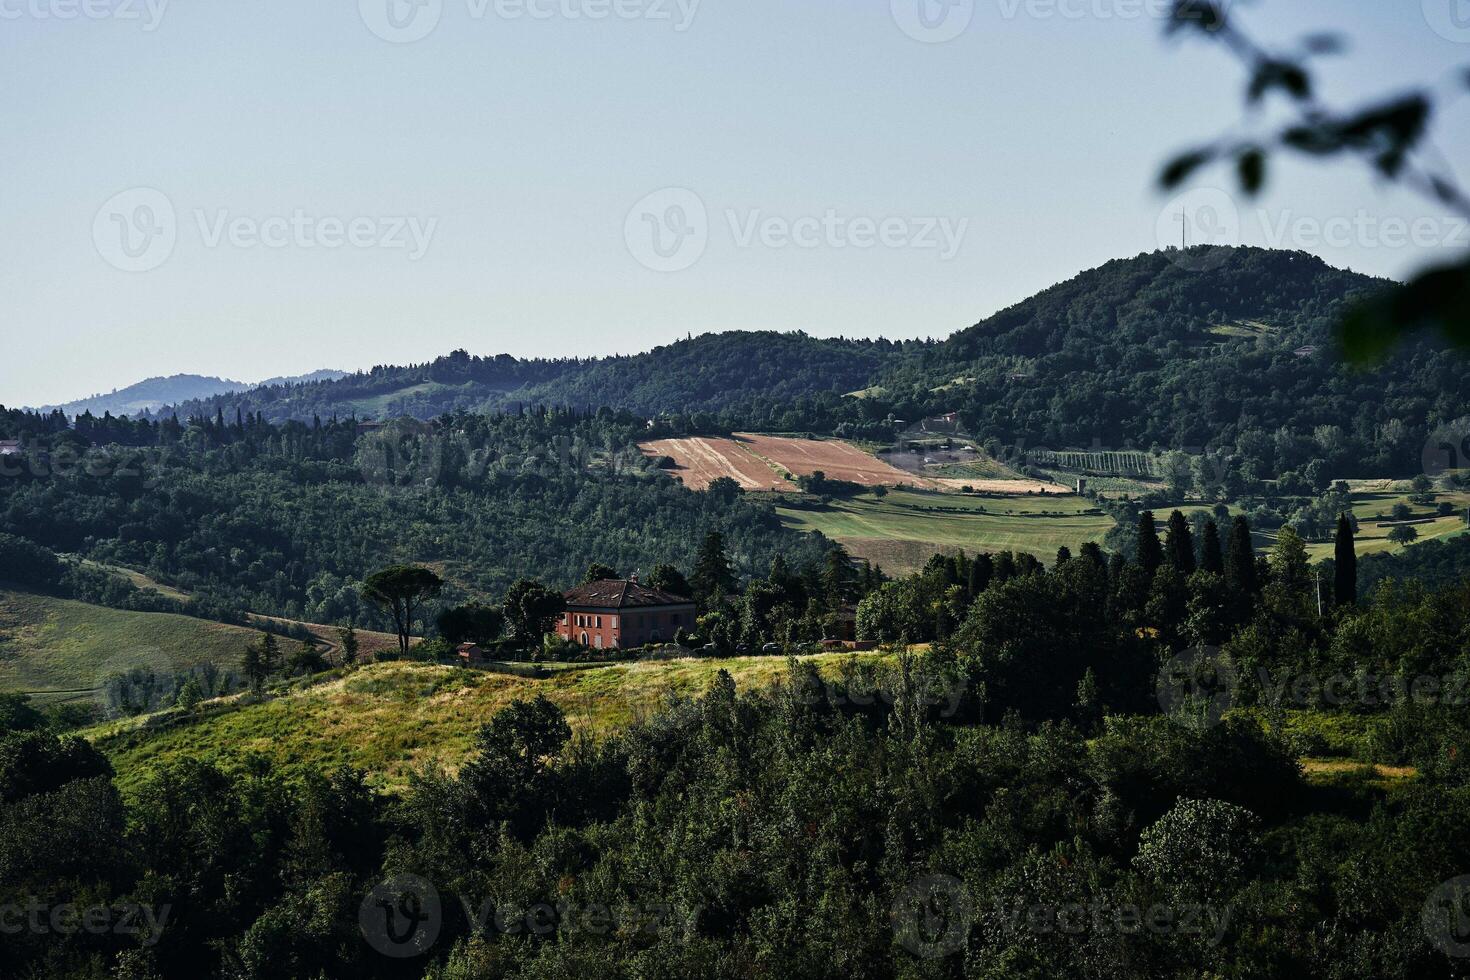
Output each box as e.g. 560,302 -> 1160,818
30,370 -> 346,418
66,248 -> 1464,455
139,332 -> 920,424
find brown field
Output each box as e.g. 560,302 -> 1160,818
733,433 -> 929,487
641,437 -> 792,491
644,433 -> 1075,496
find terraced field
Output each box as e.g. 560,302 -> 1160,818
778,489 -> 1113,572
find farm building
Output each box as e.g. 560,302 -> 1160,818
457,643 -> 487,666
558,576 -> 696,650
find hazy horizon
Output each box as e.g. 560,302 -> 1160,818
19,244 -> 1397,411
4,1 -> 1466,407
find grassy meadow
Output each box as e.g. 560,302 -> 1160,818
88,652 -> 890,796
0,587 -> 255,703
1260,485 -> 1470,560
778,487 -> 1115,572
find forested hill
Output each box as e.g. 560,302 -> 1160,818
128,247 -> 1469,463
142,332 -> 913,424
505,331 -> 910,415
876,247 -> 1468,462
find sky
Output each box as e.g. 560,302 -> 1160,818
2,0 -> 1468,407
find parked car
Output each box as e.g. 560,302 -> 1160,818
762,643 -> 781,653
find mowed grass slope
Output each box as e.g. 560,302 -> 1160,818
779,488 -> 1113,572
1260,487 -> 1470,560
0,587 -> 254,701
90,653 -> 888,796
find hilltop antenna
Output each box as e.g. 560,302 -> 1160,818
1180,208 -> 1187,250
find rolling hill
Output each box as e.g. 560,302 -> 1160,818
114,249 -> 1466,475
874,249 -> 1468,462
137,333 -> 914,424
31,370 -> 345,418
87,652 -> 889,795
0,586 -> 255,704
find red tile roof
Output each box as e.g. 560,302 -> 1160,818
562,579 -> 694,610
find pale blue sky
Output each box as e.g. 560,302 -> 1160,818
3,0 -> 1467,407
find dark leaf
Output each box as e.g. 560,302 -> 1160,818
1167,0 -> 1226,36
1280,125 -> 1341,156
1301,33 -> 1345,56
1236,149 -> 1266,195
1429,175 -> 1461,205
1339,257 -> 1470,363
1338,95 -> 1431,150
1248,61 -> 1312,104
1161,149 -> 1215,189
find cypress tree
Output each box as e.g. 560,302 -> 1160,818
1200,519 -> 1224,574
691,531 -> 735,607
1055,546 -> 1073,567
1136,511 -> 1164,575
1080,541 -> 1106,568
1334,512 -> 1357,607
1225,516 -> 1258,595
1164,510 -> 1196,575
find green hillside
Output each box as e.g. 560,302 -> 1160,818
140,332 -> 916,424
778,488 -> 1114,572
88,653 -> 888,796
0,587 -> 253,703
875,248 -> 1468,481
